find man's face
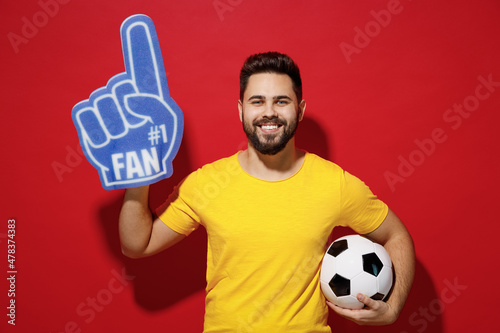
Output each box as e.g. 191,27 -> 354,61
238,73 -> 305,155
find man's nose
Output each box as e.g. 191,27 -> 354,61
262,101 -> 278,118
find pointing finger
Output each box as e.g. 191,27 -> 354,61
120,14 -> 169,99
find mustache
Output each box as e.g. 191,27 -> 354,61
253,117 -> 287,126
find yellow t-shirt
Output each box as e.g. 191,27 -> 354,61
156,152 -> 388,332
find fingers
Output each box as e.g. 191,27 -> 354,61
356,293 -> 378,309
74,15 -> 170,148
327,294 -> 392,326
73,94 -> 125,148
111,78 -> 144,127
95,95 -> 126,136
326,300 -> 364,324
120,15 -> 169,99
73,104 -> 109,148
73,88 -> 147,148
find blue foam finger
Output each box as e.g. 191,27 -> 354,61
71,14 -> 184,190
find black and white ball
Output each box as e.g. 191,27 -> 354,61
320,235 -> 393,309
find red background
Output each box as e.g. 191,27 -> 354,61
1,0 -> 499,332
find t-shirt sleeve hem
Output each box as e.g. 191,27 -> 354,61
155,204 -> 198,236
156,211 -> 197,236
358,203 -> 389,235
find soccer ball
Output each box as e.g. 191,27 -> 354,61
320,235 -> 393,309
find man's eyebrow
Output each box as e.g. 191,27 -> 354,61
273,95 -> 293,101
247,95 -> 293,101
248,95 -> 265,101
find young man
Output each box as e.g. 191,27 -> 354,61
119,52 -> 415,332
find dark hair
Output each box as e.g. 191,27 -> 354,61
239,52 -> 302,102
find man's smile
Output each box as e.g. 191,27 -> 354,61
258,123 -> 282,133
254,118 -> 286,134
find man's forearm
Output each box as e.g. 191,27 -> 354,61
119,185 -> 153,258
384,231 -> 415,318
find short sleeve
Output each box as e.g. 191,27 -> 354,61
338,170 -> 388,234
155,174 -> 201,236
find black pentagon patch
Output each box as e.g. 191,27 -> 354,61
371,292 -> 385,301
362,252 -> 383,277
329,274 -> 350,297
328,239 -> 348,257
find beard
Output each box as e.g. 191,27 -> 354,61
242,114 -> 299,155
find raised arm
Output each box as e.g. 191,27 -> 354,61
119,185 -> 186,258
327,208 -> 415,325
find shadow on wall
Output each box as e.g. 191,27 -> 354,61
97,131 -> 208,311
327,258 -> 443,333
296,116 -> 334,161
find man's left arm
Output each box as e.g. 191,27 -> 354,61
327,208 -> 415,325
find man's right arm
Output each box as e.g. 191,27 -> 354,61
119,185 -> 186,258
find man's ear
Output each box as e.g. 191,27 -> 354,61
238,100 -> 243,122
298,100 -> 306,121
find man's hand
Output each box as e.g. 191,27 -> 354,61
327,293 -> 398,326
72,14 -> 183,190
328,209 -> 415,326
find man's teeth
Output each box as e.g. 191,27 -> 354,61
261,125 -> 279,130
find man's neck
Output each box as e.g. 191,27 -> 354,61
238,140 -> 306,181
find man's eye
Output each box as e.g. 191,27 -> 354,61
276,100 -> 288,105
251,100 -> 263,105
